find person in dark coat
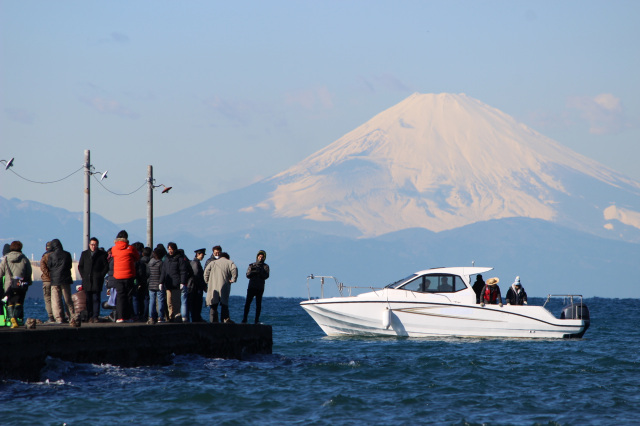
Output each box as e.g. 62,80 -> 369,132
189,248 -> 207,322
242,250 -> 270,324
130,242 -> 148,321
160,242 -> 187,322
78,237 -> 109,323
137,246 -> 151,321
472,274 -> 486,304
505,276 -> 528,305
48,238 -> 75,323
147,248 -> 165,324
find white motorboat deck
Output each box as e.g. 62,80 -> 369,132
301,267 -> 590,339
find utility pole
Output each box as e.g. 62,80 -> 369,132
147,165 -> 153,248
83,149 -> 90,251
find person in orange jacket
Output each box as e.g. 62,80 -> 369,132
111,230 -> 140,322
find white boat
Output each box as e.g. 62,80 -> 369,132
300,267 -> 590,339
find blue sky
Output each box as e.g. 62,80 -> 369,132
1,1 -> 639,224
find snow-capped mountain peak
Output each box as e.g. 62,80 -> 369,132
261,93 -> 640,239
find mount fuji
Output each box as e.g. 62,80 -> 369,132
152,93 -> 640,244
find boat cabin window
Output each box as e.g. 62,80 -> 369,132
399,274 -> 461,293
385,274 -> 417,289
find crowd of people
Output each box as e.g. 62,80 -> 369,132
2,233 -> 531,327
0,230 -> 270,327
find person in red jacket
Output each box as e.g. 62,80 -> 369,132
111,230 -> 140,322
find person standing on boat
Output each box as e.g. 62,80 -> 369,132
472,274 -> 485,304
480,277 -> 502,307
505,276 -> 528,305
241,249 -> 270,324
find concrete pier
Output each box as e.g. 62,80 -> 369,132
0,322 -> 272,382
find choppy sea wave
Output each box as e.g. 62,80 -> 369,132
1,297 -> 638,425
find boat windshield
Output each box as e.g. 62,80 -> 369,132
384,274 -> 417,289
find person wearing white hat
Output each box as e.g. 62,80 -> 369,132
480,277 -> 503,307
506,276 -> 528,305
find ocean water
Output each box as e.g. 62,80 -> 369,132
1,296 -> 639,425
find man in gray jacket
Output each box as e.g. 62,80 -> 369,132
203,252 -> 237,323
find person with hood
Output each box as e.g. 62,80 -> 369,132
204,250 -> 237,323
137,246 -> 152,321
0,241 -> 33,328
506,276 -> 528,306
147,248 -> 166,324
111,230 -> 140,322
130,242 -> 148,321
242,250 -> 270,324
472,274 -> 486,304
47,238 -> 75,323
78,237 -> 109,323
160,242 -> 187,322
480,277 -> 503,307
39,241 -> 55,322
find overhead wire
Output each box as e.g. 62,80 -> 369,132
3,162 -> 155,196
92,174 -> 147,196
4,165 -> 84,184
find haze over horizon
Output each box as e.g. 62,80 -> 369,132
1,1 -> 639,225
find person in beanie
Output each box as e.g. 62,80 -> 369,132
242,250 -> 270,324
111,230 -> 140,322
480,277 -> 503,307
506,276 -> 528,305
0,241 -> 32,328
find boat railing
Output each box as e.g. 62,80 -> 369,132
543,294 -> 584,308
306,274 -> 381,299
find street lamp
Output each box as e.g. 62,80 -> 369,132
1,158 -> 14,170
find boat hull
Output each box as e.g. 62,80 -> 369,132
301,298 -> 588,339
